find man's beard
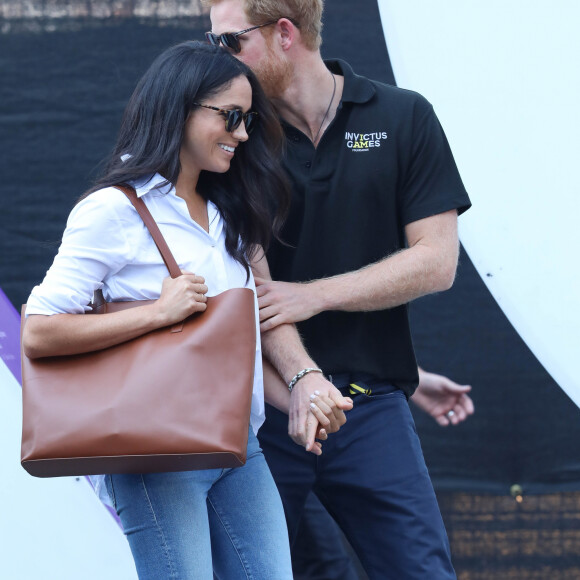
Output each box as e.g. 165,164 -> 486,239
253,48 -> 293,99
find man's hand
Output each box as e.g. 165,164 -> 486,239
411,368 -> 474,426
255,277 -> 323,332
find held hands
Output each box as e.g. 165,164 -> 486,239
289,372 -> 353,455
411,368 -> 474,426
255,278 -> 322,332
153,270 -> 209,326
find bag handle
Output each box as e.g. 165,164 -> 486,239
115,185 -> 182,279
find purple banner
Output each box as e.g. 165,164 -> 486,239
0,288 -> 21,384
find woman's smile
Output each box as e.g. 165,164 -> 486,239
218,143 -> 236,156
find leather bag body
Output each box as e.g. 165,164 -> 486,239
20,186 -> 256,478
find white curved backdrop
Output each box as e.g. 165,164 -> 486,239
378,0 -> 580,406
0,359 -> 137,579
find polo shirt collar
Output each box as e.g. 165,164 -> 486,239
325,59 -> 376,104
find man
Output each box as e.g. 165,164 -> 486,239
205,1 -> 471,577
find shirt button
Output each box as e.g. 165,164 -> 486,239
305,161 -> 312,168
293,135 -> 300,142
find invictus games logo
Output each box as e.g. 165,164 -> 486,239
345,131 -> 388,151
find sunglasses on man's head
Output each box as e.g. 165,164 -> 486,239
205,17 -> 299,54
193,103 -> 258,134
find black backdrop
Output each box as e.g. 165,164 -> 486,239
2,1 -> 580,576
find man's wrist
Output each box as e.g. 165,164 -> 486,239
308,278 -> 333,313
288,367 -> 323,392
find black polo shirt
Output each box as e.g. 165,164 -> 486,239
267,60 -> 471,396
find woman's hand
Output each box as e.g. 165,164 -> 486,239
412,367 -> 474,426
308,392 -> 350,435
23,270 -> 208,359
152,270 -> 208,326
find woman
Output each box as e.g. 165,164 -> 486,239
22,41 -> 329,579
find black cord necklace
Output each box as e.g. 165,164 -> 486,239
312,72 -> 336,145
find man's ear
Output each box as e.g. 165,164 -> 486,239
277,18 -> 297,51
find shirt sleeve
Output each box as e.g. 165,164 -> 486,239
26,188 -> 135,316
398,97 -> 471,226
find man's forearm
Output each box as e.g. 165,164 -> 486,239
261,323 -> 320,383
256,210 -> 459,332
310,238 -> 456,313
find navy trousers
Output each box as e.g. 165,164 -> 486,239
293,492 -> 362,580
258,386 -> 456,580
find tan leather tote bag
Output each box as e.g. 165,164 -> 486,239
21,186 -> 256,477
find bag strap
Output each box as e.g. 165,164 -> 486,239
115,185 -> 182,279
92,184 -> 182,310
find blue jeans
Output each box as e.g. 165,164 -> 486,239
259,385 -> 456,580
106,428 -> 293,579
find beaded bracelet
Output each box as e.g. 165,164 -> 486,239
288,368 -> 323,392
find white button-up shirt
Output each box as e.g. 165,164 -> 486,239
26,173 -> 265,501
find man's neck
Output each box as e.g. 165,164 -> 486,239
271,53 -> 344,145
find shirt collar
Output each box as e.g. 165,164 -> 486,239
132,173 -> 174,198
324,59 -> 376,104
131,172 -> 221,232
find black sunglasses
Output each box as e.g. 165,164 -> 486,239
205,18 -> 298,54
193,103 -> 258,134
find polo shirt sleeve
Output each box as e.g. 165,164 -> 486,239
26,188 -> 135,316
398,97 -> 470,226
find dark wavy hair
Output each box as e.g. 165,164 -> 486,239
84,41 -> 289,278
